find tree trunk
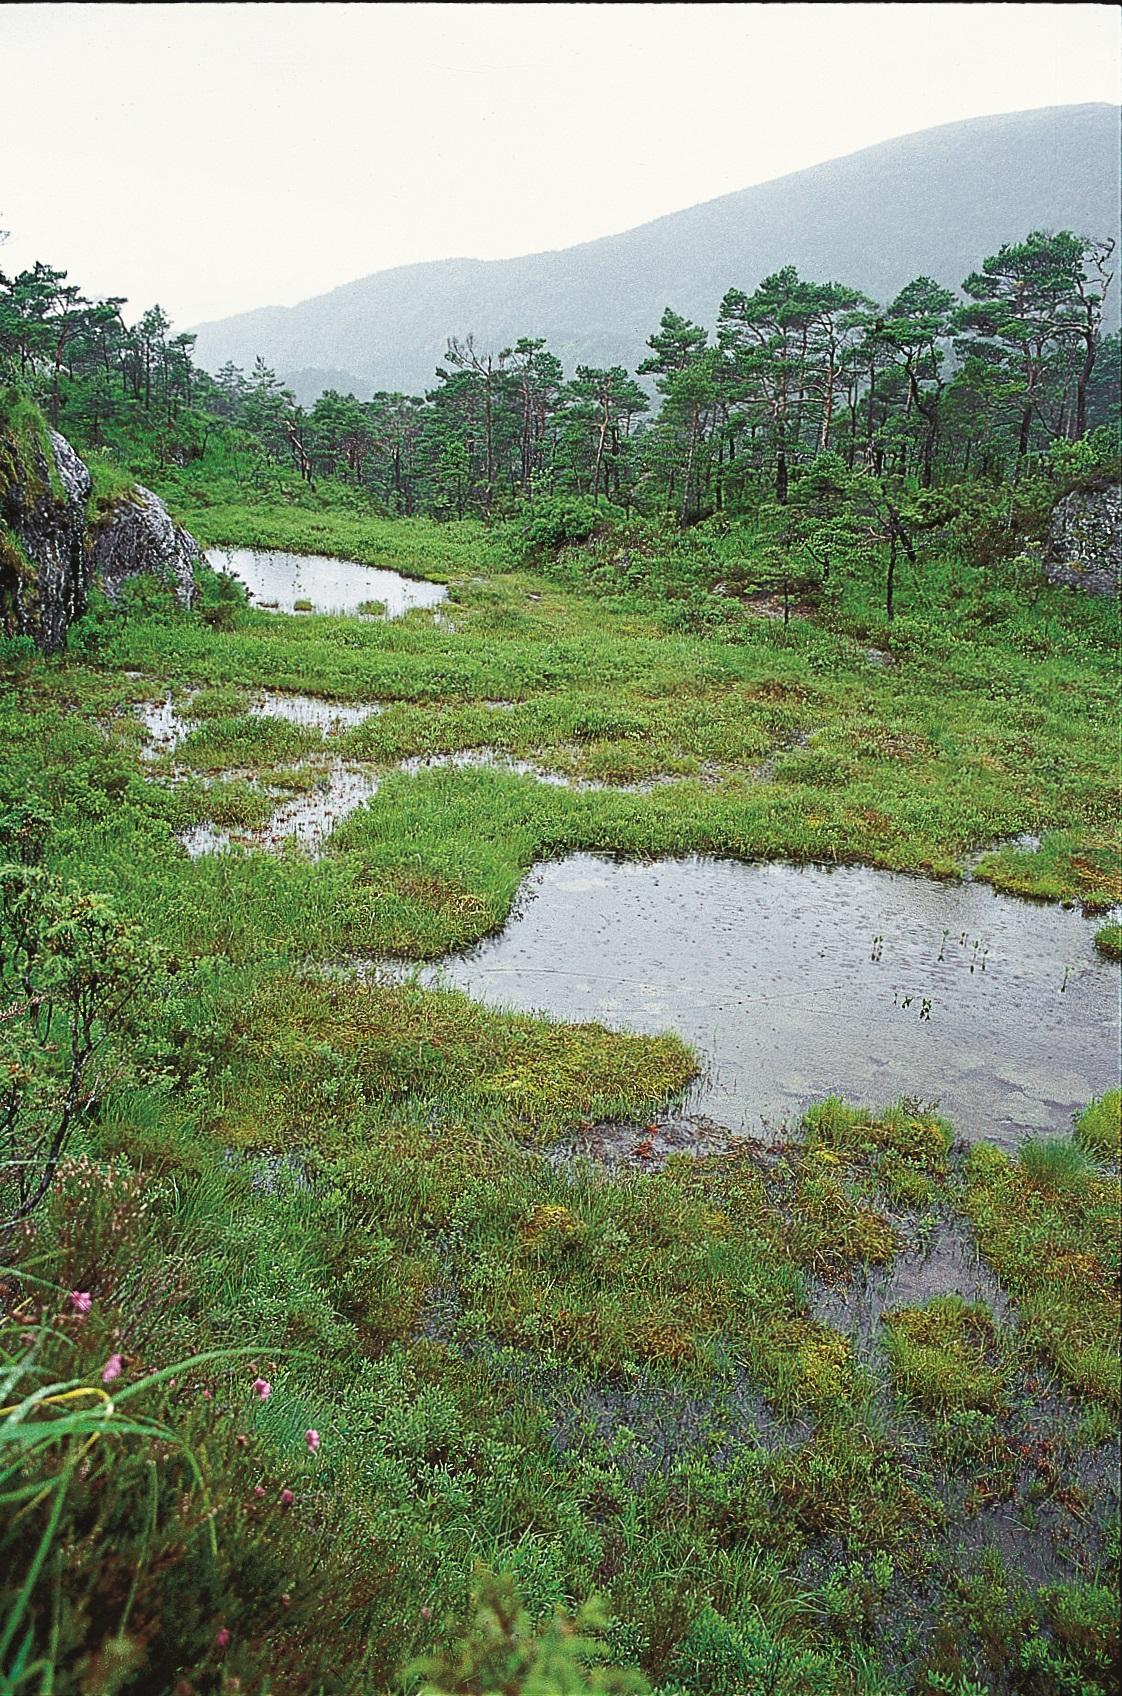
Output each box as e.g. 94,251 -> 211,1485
818,354 -> 836,452
1074,334 -> 1095,440
1017,404 -> 1033,459
484,367 -> 494,504
921,416 -> 936,488
592,404 -> 609,501
681,402 -> 699,523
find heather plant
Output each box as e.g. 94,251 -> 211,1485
0,866 -> 168,1238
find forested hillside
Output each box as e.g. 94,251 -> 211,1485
189,104 -> 1121,399
4,221 -> 1118,545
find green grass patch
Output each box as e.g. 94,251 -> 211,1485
882,1296 -> 1010,1414
1093,921 -> 1122,960
964,1135 -> 1121,1405
1075,1090 -> 1121,1162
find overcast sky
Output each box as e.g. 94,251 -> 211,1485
1,3 -> 1119,328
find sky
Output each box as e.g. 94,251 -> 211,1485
1,2 -> 1119,329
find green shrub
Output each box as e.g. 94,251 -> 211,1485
410,1568 -> 647,1694
505,496 -> 613,564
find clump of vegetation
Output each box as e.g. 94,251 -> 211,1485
173,712 -> 323,772
882,1297 -> 1009,1413
1075,1090 -> 1121,1162
1093,921 -> 1122,960
84,449 -> 142,526
802,1096 -> 953,1208
411,1568 -> 646,1694
964,1139 -> 1120,1405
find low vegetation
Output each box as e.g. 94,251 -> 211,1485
1,230 -> 1119,1693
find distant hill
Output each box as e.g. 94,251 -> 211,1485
191,104 -> 1121,400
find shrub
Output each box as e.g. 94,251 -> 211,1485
410,1567 -> 647,1694
194,563 -> 247,631
504,496 -> 612,565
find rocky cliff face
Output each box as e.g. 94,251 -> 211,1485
1043,484 -> 1121,597
0,426 -> 93,654
1,410 -> 199,654
92,485 -> 200,608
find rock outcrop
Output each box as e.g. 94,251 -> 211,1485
92,485 -> 200,608
0,425 -> 93,654
1,406 -> 200,653
1043,483 -> 1121,597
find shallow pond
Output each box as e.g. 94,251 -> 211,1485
248,692 -> 383,731
204,547 -> 448,617
411,854 -> 1120,1147
137,694 -> 195,758
135,689 -> 382,747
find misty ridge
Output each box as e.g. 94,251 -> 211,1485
191,103 -> 1122,402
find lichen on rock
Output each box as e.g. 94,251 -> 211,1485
1043,483 -> 1121,597
0,420 -> 92,654
92,484 -> 200,608
2,396 -> 201,652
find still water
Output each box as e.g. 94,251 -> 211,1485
412,853 -> 1120,1146
204,547 -> 448,617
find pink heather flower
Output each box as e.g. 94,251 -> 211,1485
214,1627 -> 230,1650
251,1377 -> 271,1400
101,1353 -> 123,1385
421,1606 -> 432,1621
254,1485 -> 266,1499
202,1388 -> 213,1401
304,1428 -> 320,1454
68,1290 -> 92,1315
279,1488 -> 294,1507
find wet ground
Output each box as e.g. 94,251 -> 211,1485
250,692 -> 384,730
137,687 -> 383,747
541,1110 -> 735,1171
398,749 -> 700,793
204,546 -> 448,617
131,694 -> 699,853
131,690 -> 385,856
127,692 -> 1120,1146
179,762 -> 382,858
137,693 -> 197,757
410,854 -> 1121,1147
812,1217 -> 1010,1357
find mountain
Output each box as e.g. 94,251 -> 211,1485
191,104 -> 1121,400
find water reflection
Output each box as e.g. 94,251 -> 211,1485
204,547 -> 448,617
408,853 -> 1120,1146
